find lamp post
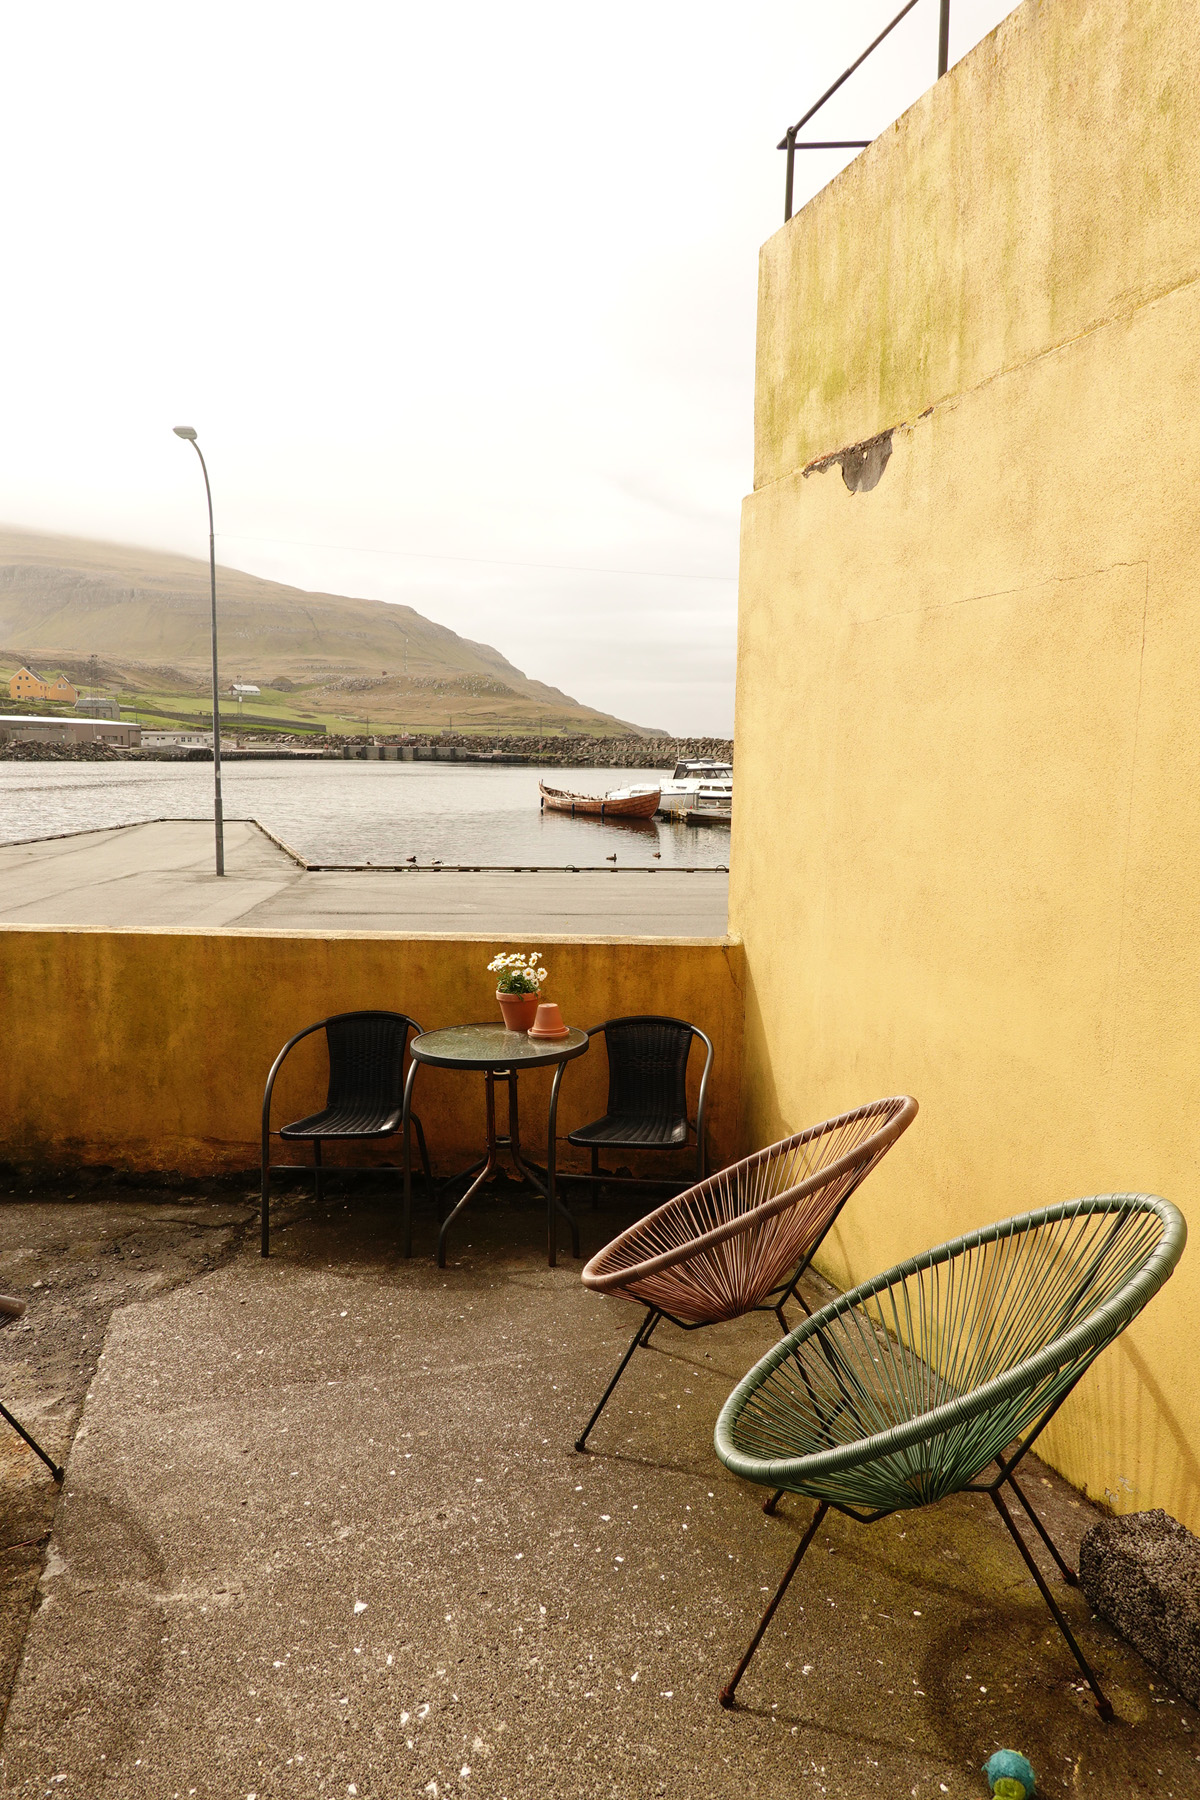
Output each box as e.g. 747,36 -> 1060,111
172,426 -> 225,876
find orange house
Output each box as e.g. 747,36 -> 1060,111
8,666 -> 78,705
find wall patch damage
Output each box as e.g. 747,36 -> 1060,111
805,429 -> 894,494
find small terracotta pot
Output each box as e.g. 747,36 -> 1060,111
529,1002 -> 569,1039
496,988 -> 540,1032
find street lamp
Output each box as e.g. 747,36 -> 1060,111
172,425 -> 225,876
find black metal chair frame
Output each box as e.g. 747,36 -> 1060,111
260,1009 -> 432,1256
0,1296 -> 62,1481
723,1403 -> 1113,1716
563,1016 -> 714,1200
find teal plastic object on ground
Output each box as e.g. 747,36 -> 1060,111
983,1749 -> 1037,1797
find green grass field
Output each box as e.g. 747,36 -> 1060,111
2,663 -> 628,740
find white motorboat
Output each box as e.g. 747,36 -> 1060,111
657,758 -> 733,815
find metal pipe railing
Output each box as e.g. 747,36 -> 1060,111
779,0 -> 951,221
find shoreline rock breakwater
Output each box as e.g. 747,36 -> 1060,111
2,733 -> 732,767
320,733 -> 733,768
0,739 -> 124,762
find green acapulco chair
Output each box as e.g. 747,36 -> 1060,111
713,1193 -> 1186,1719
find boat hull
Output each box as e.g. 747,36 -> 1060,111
539,783 -> 661,820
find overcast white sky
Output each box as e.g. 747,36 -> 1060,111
1,1 -> 1016,733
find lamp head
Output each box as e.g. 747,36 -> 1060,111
173,425 -> 198,441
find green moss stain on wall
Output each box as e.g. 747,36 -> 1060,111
755,0 -> 1200,487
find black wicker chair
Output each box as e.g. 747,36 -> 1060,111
565,1015 -> 713,1199
260,1010 -> 432,1256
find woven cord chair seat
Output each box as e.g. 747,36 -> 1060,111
581,1097 -> 918,1325
716,1193 -> 1186,1513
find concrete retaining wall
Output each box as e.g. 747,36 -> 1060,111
0,927 -> 743,1179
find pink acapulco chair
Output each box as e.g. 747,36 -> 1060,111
575,1096 -> 918,1452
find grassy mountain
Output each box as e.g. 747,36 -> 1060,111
0,526 -> 656,736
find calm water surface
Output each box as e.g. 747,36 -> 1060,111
0,761 -> 729,868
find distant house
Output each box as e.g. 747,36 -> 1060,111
8,665 -> 78,705
9,666 -> 46,701
75,695 -> 120,720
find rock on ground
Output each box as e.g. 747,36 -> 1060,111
1080,1509 -> 1200,1706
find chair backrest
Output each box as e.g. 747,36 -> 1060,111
324,1011 -> 418,1116
582,1095 -> 918,1322
599,1015 -> 696,1123
716,1193 -> 1187,1511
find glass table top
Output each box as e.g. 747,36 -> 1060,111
410,1023 -> 590,1070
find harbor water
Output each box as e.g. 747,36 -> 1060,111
0,761 -> 730,869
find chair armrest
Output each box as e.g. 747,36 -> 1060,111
262,1020 -> 328,1157
691,1027 -> 714,1176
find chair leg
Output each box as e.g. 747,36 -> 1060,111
313,1139 -> 324,1206
775,1269 -> 814,1332
762,1487 -> 785,1516
412,1114 -> 434,1205
719,1501 -> 828,1708
989,1489 -> 1113,1720
1003,1470 -> 1078,1585
0,1401 -> 63,1482
575,1309 -> 659,1453
590,1146 -> 601,1208
261,1154 -> 270,1258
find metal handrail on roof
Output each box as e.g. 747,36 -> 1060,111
779,0 -> 951,221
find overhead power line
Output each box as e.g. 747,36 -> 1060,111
217,531 -> 737,584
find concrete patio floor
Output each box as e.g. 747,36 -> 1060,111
0,824 -> 729,936
0,1181 -> 1195,1798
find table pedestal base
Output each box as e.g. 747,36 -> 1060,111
403,1063 -> 581,1267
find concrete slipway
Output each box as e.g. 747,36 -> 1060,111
0,1188 -> 1195,1798
0,823 -> 728,937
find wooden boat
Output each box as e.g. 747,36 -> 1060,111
539,781 -> 661,820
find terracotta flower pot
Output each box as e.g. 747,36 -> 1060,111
496,988 -> 540,1032
528,1002 -> 569,1040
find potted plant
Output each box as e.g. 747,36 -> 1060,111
488,950 -> 548,1032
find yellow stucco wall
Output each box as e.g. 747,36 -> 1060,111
733,0 -> 1200,1528
0,927 -> 743,1180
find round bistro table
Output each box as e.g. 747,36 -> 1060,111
402,1023 -> 590,1268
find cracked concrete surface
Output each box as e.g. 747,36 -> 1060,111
0,1185 -> 1196,1797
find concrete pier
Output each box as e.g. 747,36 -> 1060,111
0,822 -> 729,936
